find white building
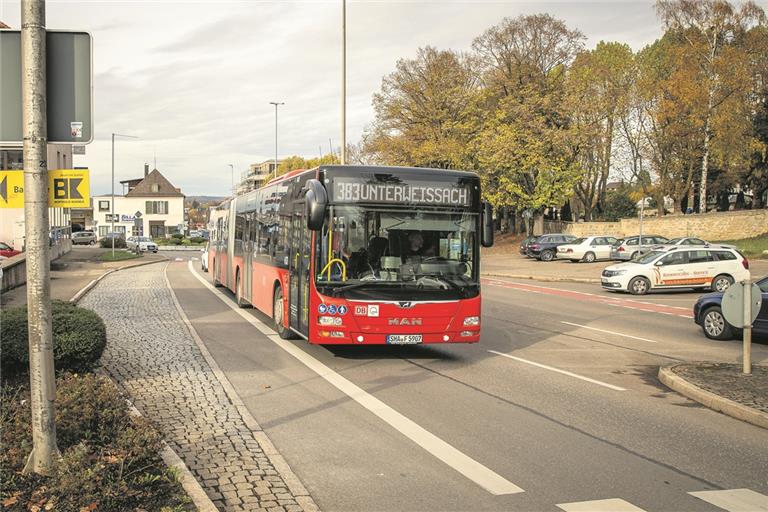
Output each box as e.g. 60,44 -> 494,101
92,168 -> 184,238
236,159 -> 280,195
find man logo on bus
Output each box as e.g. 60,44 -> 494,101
318,304 -> 328,314
354,305 -> 367,316
338,305 -> 348,315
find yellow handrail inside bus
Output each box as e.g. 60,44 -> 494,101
320,258 -> 347,281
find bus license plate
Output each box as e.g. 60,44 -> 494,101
386,334 -> 422,345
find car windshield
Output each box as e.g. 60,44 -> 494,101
138,237 -> 153,242
315,206 -> 478,299
666,238 -> 683,244
635,251 -> 664,264
570,238 -> 586,245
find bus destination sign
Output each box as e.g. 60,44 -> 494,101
332,178 -> 471,206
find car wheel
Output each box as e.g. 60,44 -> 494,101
702,306 -> 733,340
630,251 -> 639,260
711,274 -> 733,293
89,240 -> 95,245
541,250 -> 554,262
273,287 -> 295,339
628,276 -> 650,295
583,252 -> 596,263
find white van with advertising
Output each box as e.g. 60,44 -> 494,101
601,246 -> 749,295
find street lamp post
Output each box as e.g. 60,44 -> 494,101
111,133 -> 138,258
341,0 -> 346,164
228,163 -> 234,195
269,101 -> 284,178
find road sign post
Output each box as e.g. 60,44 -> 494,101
721,280 -> 762,375
20,0 -> 60,475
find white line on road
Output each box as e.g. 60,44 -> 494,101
185,261 -> 524,496
688,489 -> 768,512
488,350 -> 627,392
556,498 -> 647,512
560,321 -> 659,343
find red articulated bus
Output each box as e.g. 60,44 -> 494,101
208,165 -> 493,345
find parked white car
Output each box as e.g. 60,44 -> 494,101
200,243 -> 209,272
557,236 -> 619,263
126,236 -> 158,253
601,246 -> 749,295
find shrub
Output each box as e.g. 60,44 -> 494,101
0,374 -> 192,511
169,238 -> 183,246
171,233 -> 184,240
189,236 -> 205,244
0,301 -> 107,378
601,188 -> 637,221
100,237 -> 126,249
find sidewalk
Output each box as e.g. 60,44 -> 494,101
481,251 -> 768,283
0,246 -> 165,307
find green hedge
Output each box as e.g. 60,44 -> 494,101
0,301 -> 107,377
100,237 -> 127,249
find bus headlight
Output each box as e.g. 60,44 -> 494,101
463,316 -> 480,326
319,316 -> 342,326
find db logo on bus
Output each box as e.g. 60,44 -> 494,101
355,305 -> 380,317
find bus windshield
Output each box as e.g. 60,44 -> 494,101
316,206 -> 478,299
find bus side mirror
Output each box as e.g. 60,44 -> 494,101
481,201 -> 494,248
305,179 -> 328,231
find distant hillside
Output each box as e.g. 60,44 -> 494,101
185,196 -> 226,207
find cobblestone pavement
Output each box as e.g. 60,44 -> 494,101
81,264 -> 306,512
672,362 -> 768,413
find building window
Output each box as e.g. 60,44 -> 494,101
99,226 -> 110,237
145,201 -> 168,214
151,183 -> 160,192
98,200 -> 110,211
105,214 -> 119,222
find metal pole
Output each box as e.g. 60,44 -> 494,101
228,163 -> 234,195
341,0 -> 347,165
639,196 -> 644,248
269,102 -> 284,178
742,279 -> 752,375
111,133 -> 115,258
21,0 -> 59,475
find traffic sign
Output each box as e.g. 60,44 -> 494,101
0,169 -> 89,208
0,171 -> 25,208
0,30 -> 93,144
48,169 -> 90,207
721,282 -> 762,328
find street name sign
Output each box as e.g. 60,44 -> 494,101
0,169 -> 90,208
721,282 -> 762,328
0,30 -> 93,144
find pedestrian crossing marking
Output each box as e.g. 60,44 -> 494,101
556,498 -> 646,512
689,489 -> 768,512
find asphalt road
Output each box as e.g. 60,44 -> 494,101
166,255 -> 768,512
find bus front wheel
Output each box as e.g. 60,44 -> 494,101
273,287 -> 294,339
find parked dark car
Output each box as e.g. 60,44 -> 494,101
527,234 -> 578,261
693,276 -> 768,340
519,236 -> 537,255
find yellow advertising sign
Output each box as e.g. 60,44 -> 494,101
0,170 -> 25,208
48,169 -> 90,207
0,169 -> 90,208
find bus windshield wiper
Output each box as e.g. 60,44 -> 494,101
414,272 -> 465,291
329,280 -> 405,296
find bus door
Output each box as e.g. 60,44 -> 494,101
243,213 -> 254,303
288,208 -> 310,337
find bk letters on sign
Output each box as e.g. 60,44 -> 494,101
48,169 -> 90,207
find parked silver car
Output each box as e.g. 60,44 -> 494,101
126,236 -> 158,253
610,235 -> 669,261
72,230 -> 97,245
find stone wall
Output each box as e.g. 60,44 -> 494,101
545,209 -> 768,240
1,239 -> 72,293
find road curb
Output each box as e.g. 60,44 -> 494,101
164,263 -> 320,512
69,256 -> 169,304
77,258 -> 218,512
481,272 -> 601,284
658,365 -> 768,430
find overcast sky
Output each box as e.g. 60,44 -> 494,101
0,0 -> 710,196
